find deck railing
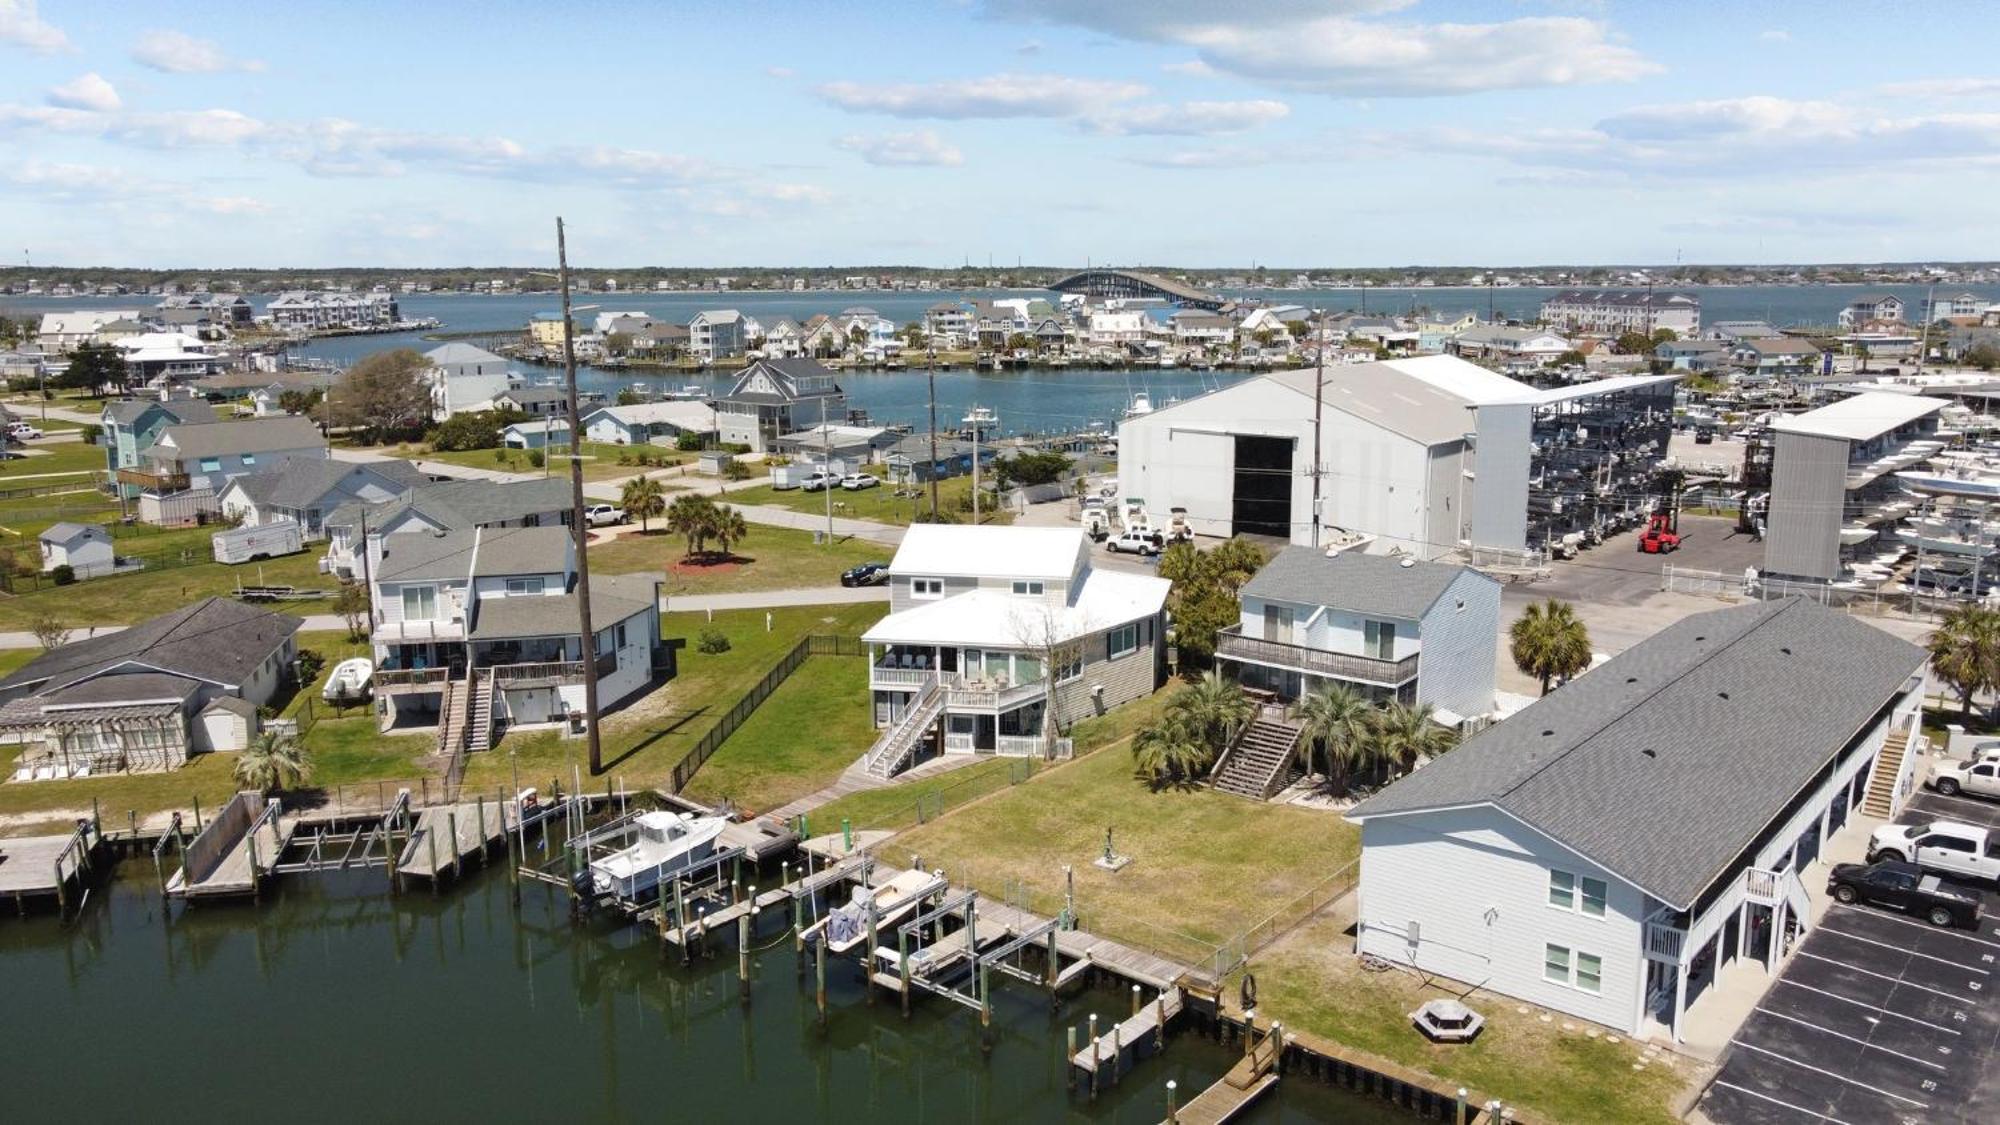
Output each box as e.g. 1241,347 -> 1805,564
373,667 -> 451,690
944,678 -> 1047,711
1215,625 -> 1419,685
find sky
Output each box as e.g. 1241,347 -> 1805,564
4,0 -> 2000,269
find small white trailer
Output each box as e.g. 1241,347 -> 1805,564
212,519 -> 305,565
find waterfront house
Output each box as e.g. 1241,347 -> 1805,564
581,401 -> 718,446
267,291 -> 400,331
1923,291 -> 1987,323
37,522 -> 115,579
101,397 -> 218,497
114,332 -> 227,385
715,358 -> 846,453
36,310 -> 141,353
1416,311 -> 1480,353
0,597 -> 301,774
491,385 -> 568,418
320,476 -> 574,581
1447,325 -> 1572,365
1086,310 -> 1146,347
366,526 -> 661,748
1218,547 -> 1500,723
689,309 -> 746,362
1170,311 -> 1235,347
631,321 -> 691,357
1539,290 -> 1700,337
1730,337 -> 1823,377
759,317 -> 805,357
1838,293 -> 1905,328
425,343 -> 518,420
925,301 -> 974,348
858,526 -> 1169,774
837,307 -> 897,354
1705,320 -> 1782,342
154,293 -> 253,331
131,415 -> 327,526
1654,338 -> 1731,372
1346,597 -> 1926,1042
528,313 -> 570,350
217,459 -> 430,540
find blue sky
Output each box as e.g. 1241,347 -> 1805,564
4,0 -> 1999,268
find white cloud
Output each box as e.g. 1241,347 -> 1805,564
1126,145 -> 1306,169
816,73 -> 1147,118
836,130 -> 965,166
131,29 -> 265,74
765,65 -> 795,78
1759,29 -> 1790,43
0,0 -> 69,54
1084,98 -> 1288,135
1879,77 -> 2000,99
986,2 -> 1655,97
46,73 -> 121,112
1016,38 -> 1044,55
1161,59 -> 1218,78
1597,96 -> 1848,141
6,158 -> 272,217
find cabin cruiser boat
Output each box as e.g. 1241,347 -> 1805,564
588,812 -> 729,900
1897,467 -> 2000,500
1124,391 -> 1154,420
321,657 -> 374,702
816,869 -> 947,954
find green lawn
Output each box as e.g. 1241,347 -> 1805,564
0,439 -> 110,480
727,471 -> 1013,526
586,524 -> 887,596
0,540 -> 333,630
0,746 -> 241,834
811,757 -> 1024,835
458,603 -> 886,796
679,654 -> 876,815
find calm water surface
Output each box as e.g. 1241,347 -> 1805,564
0,865 -> 1397,1123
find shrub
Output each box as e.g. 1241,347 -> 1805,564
696,627 -> 731,654
494,447 -> 514,465
527,448 -> 546,468
722,459 -> 751,481
676,431 -> 704,452
51,564 -> 75,586
294,648 -> 326,686
616,451 -> 632,466
80,423 -> 102,444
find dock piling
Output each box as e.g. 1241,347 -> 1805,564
1065,1026 -> 1076,1089
1456,1088 -> 1468,1125
814,936 -> 827,1027
737,912 -> 751,1002
1088,1013 -> 1100,1100
1166,1079 -> 1178,1124
1131,983 -> 1141,1017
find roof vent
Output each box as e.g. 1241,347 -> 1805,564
1641,748 -> 1658,759
1718,691 -> 1730,700
1625,676 -> 1637,684
1541,729 -> 1555,737
1694,635 -> 1705,642
1779,646 -> 1792,655
1398,557 -> 1416,568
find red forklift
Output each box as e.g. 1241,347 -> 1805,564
1637,511 -> 1681,553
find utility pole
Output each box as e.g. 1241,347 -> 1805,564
926,345 -> 940,522
968,407 -> 982,525
820,394 -> 833,543
555,218 -> 604,776
1310,307 -> 1325,550
1917,283 -> 1936,375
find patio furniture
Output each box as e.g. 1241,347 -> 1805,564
1411,999 -> 1485,1043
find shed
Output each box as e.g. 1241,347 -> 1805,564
38,522 -> 115,578
197,695 -> 259,753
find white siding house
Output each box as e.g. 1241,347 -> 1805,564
425,343 -> 518,420
38,522 -> 116,578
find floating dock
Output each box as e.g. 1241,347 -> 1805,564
165,791 -> 287,899
1170,1021 -> 1283,1124
396,799 -> 511,882
0,822 -> 101,916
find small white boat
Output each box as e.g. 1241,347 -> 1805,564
1896,527 -> 1998,558
1897,469 -> 2000,500
667,384 -> 705,400
589,812 -> 729,900
1124,391 -> 1154,420
321,657 -> 374,702
819,869 -> 945,954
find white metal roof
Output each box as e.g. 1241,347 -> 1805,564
862,568 -> 1169,648
1769,391 -> 1950,441
1379,355 -> 1539,406
1532,373 -> 1685,406
889,525 -> 1083,582
584,401 -> 717,430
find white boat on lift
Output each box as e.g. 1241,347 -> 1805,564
588,811 -> 729,901
1897,467 -> 2000,500
1124,391 -> 1154,420
812,869 -> 947,954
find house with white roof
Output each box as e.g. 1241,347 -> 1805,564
424,343 -> 519,420
1446,325 -> 1572,365
366,525 -> 661,753
38,522 -> 115,579
582,401 -> 718,447
1346,598 -> 1926,1041
36,310 -> 141,353
857,526 -> 1169,777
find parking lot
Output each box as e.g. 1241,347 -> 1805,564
1700,789 -> 2000,1124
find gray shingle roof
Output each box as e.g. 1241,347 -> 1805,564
102,398 -> 216,427
325,477 -> 572,536
229,459 -> 429,510
45,672 -> 203,707
722,358 -> 843,404
39,522 -> 105,544
155,416 -> 324,460
1241,547 -> 1481,620
1347,598 -> 1925,908
0,597 -> 301,696
373,525 -> 571,583
469,578 -> 655,640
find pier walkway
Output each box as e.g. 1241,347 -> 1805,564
396,799 -> 510,881
1172,1022 -> 1283,1125
166,791 -> 286,899
0,823 -> 100,914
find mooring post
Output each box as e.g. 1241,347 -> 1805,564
979,962 -> 993,1052
864,907 -> 878,1006
425,825 -> 440,896
1131,983 -> 1141,1018
737,912 -> 752,1002
898,929 -> 911,1017
1456,1088 -> 1469,1125
1166,1079 -> 1179,1124
1088,1013 -> 1100,1100
247,827 -> 261,904
192,794 -> 203,833
446,809 -> 460,881
815,936 -> 828,1027
1046,925 -> 1061,1005
1066,1025 -> 1077,1090
1111,1024 -> 1122,1085
476,796 -> 488,861
841,817 -> 851,854
1271,1021 -> 1284,1075
1487,1100 -> 1501,1124
1156,992 -> 1166,1050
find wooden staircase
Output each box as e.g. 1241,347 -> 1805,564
863,681 -> 944,779
467,669 -> 498,752
1862,730 -> 1912,818
1211,716 -> 1303,801
436,676 -> 470,758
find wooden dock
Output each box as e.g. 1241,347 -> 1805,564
166,791 -> 287,899
1071,987 -> 1184,1079
0,823 -> 100,914
395,799 -> 511,881
1170,1023 -> 1282,1124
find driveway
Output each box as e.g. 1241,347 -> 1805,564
1699,788 -> 2000,1124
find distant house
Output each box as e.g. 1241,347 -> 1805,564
267,291 -> 400,331
491,385 -> 568,418
217,459 -> 431,539
0,598 -> 302,774
883,435 -> 998,484
1705,320 -> 1782,343
581,401 -> 718,446
527,313 -> 570,350
1838,292 -> 1904,328
1730,337 -> 1823,376
501,419 -> 570,450
114,332 -> 227,384
1416,312 -> 1480,352
1217,547 -> 1501,722
1447,325 -> 1572,364
689,309 -> 745,362
154,293 -> 253,330
631,321 -> 690,356
424,343 -> 518,420
715,358 -> 846,453
36,310 -> 141,353
759,317 -> 805,357
1923,291 -> 1987,322
320,476 -> 574,581
1345,598 -> 1926,1042
1654,338 -> 1731,372
925,301 -> 974,348
101,397 -> 218,496
1170,310 -> 1235,347
37,522 -> 115,579
770,423 -> 898,471
134,415 -> 328,525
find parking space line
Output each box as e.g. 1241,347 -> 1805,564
1710,1080 -> 1853,1125
1828,905 -> 2000,952
1774,979 -> 1963,1035
1817,925 -> 1990,972
1732,1042 -> 1929,1108
1798,951 -> 1976,1001
1908,792 -> 2000,821
1751,1007 -> 1948,1070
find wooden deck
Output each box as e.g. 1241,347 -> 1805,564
0,834 -> 79,897
1174,1066 -> 1278,1125
396,801 -> 509,880
1072,987 -> 1184,1076
168,811 -> 287,898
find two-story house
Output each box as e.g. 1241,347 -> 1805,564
1838,292 -> 1905,328
320,476 -> 574,580
130,415 -> 327,525
102,397 -> 218,498
689,309 -> 745,362
1217,547 -> 1500,721
1346,598 -> 1926,1043
367,525 -> 661,754
425,343 -> 519,420
857,526 -> 1170,778
217,459 -> 431,540
715,358 -> 847,453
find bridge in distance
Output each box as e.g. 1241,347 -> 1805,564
1047,269 -> 1226,310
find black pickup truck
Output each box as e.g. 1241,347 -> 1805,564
1828,859 -> 1983,929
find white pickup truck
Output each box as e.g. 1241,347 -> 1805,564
584,504 -> 626,527
1868,819 -> 2000,883
1931,750 -> 2000,800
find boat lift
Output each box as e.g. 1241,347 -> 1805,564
276,789 -> 413,875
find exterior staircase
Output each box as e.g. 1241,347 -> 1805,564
1210,716 -> 1304,801
467,669 -> 498,752
436,676 -> 470,759
863,682 -> 945,779
1862,730 -> 1911,818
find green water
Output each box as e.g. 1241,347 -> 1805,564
0,864 -> 1404,1122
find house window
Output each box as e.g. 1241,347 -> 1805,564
199,457 -> 222,473
241,454 -> 256,467
1363,619 -> 1396,661
401,586 -> 436,620
1107,623 -> 1139,660
1545,943 -> 1601,993
1547,870 -> 1575,910
616,623 -> 627,647
505,577 -> 545,595
1576,952 -> 1603,993
1055,648 -> 1083,683
1011,580 -> 1044,596
1543,944 -> 1571,984
912,578 -> 944,599
1548,869 -> 1607,917
1580,877 -> 1607,917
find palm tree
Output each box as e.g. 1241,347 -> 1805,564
620,474 -> 667,533
1290,683 -> 1372,793
1131,715 -> 1207,787
711,504 -> 749,560
665,493 -> 716,559
234,729 -> 311,794
1510,597 -> 1592,695
1173,670 -> 1254,751
1369,701 -> 1455,779
1928,604 -> 2000,719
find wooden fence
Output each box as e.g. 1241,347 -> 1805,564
667,633 -> 863,792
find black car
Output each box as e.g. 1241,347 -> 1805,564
1827,859 -> 1982,929
840,562 -> 889,588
